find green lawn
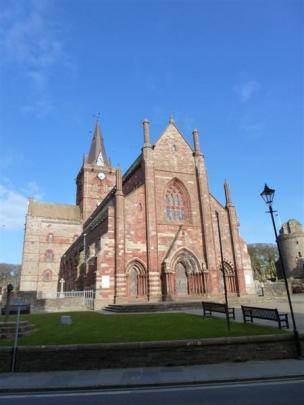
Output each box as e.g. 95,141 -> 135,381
0,312 -> 287,346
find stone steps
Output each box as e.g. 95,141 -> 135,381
0,321 -> 35,339
104,295 -> 288,313
104,301 -> 203,313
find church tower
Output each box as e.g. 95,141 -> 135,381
76,120 -> 115,222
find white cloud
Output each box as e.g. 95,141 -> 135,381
20,98 -> 53,117
0,3 -> 63,69
0,181 -> 43,230
22,181 -> 44,200
0,1 -> 69,116
234,80 -> 261,102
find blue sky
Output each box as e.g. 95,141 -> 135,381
0,0 -> 303,264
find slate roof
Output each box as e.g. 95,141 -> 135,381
86,121 -> 110,166
28,200 -> 81,222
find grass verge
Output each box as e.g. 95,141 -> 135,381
0,312 -> 287,346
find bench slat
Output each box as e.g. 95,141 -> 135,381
202,301 -> 235,320
241,305 -> 289,329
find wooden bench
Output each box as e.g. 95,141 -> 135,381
241,305 -> 289,329
1,304 -> 31,315
202,301 -> 235,320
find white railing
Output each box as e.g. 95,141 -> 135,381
56,291 -> 85,298
56,289 -> 95,309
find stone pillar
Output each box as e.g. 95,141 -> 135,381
143,118 -> 150,145
114,167 -> 126,302
192,129 -> 218,293
142,119 -> 160,301
224,180 -> 245,294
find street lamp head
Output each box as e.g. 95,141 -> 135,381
260,183 -> 275,205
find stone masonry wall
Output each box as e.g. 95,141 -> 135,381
0,334 -> 301,372
20,214 -> 82,298
76,164 -> 116,223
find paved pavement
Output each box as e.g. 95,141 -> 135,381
0,359 -> 303,393
101,295 -> 304,332
186,295 -> 304,332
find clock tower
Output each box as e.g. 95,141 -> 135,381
76,120 -> 115,222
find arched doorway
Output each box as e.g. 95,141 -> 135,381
175,262 -> 188,296
129,267 -> 138,297
126,261 -> 147,299
163,249 -> 206,299
224,263 -> 237,293
219,262 -> 237,294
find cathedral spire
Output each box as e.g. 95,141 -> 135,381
86,119 -> 110,167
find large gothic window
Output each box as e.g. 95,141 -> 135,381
164,180 -> 188,222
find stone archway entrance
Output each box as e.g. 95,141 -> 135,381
175,262 -> 188,296
129,267 -> 138,297
219,262 -> 238,294
162,249 -> 207,300
126,261 -> 148,299
224,263 -> 237,293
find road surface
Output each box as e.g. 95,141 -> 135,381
0,378 -> 303,405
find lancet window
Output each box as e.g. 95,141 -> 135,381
45,249 -> 54,263
42,269 -> 52,282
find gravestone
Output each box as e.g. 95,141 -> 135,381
60,315 -> 72,325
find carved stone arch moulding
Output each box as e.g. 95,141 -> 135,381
218,259 -> 237,293
170,248 -> 201,274
163,178 -> 192,224
217,259 -> 235,274
162,248 -> 207,298
125,258 -> 147,275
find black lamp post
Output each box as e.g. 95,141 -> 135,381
215,211 -> 231,331
260,184 -> 301,357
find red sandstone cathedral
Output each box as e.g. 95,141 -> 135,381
20,118 -> 254,308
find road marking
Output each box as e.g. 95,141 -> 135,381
0,378 -> 304,399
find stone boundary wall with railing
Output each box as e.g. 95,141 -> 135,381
0,291 -> 95,314
32,297 -> 88,313
0,334 -> 303,372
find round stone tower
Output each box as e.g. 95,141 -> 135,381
278,219 -> 304,278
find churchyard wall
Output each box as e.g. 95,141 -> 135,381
0,334 -> 302,372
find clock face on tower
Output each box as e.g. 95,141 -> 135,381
97,172 -> 105,181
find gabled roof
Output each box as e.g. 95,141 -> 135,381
122,154 -> 142,183
86,121 -> 110,167
28,200 -> 81,222
154,118 -> 194,152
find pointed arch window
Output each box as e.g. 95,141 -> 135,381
42,269 -> 52,282
164,180 -> 189,222
45,249 -> 54,263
